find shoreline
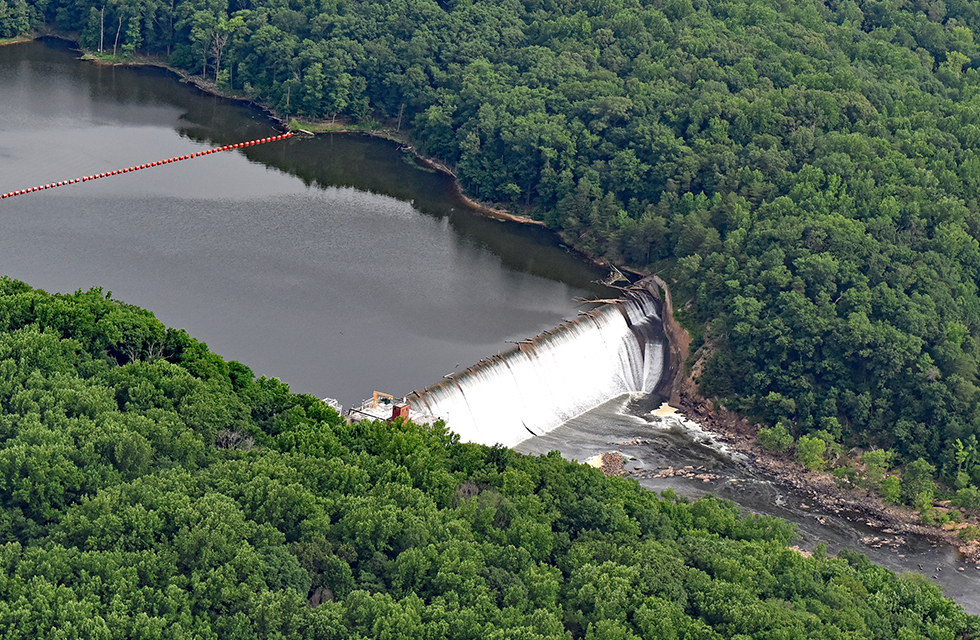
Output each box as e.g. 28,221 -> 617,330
56,36 -> 618,276
0,36 -> 34,47
24,34 -> 978,566
73,38 -> 542,228
648,276 -> 980,565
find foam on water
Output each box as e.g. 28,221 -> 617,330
408,290 -> 665,446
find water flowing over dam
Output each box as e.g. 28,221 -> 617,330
407,285 -> 666,446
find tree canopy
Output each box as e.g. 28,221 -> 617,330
0,277 -> 976,637
10,0 -> 980,497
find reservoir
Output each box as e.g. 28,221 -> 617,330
0,38 -> 611,406
3,38 -> 980,615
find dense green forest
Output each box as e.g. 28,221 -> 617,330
0,277 -> 976,638
7,0 -> 980,490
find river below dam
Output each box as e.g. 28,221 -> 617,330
3,38 -> 980,616
517,395 -> 980,615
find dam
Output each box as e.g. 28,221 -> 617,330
406,280 -> 667,446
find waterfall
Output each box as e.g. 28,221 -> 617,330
408,288 -> 665,447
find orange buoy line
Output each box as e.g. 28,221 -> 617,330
0,132 -> 294,200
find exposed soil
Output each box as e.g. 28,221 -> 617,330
645,276 -> 980,565
0,37 -> 34,47
51,34 -> 980,566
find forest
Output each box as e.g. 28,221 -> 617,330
0,278 -> 976,638
7,0 -> 980,495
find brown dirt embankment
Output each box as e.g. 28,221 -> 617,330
400,150 -> 548,226
60,41 -> 980,563
637,275 -> 980,564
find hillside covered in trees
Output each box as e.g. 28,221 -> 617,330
0,277 -> 976,638
8,0 -> 980,502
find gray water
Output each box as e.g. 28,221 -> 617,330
4,38 -> 979,617
0,38 -> 611,405
516,396 -> 980,615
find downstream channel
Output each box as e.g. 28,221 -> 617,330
517,396 -> 980,615
3,37 -> 979,615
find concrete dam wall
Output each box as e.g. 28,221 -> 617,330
407,283 -> 666,446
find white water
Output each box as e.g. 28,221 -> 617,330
409,292 -> 664,446
515,397 -> 980,615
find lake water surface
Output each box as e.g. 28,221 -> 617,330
0,38 -> 610,406
4,38 -> 980,616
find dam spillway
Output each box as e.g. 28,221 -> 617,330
407,286 -> 666,447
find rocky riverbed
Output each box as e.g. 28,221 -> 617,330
674,396 -> 980,565
516,396 -> 980,615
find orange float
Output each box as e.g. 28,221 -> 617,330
4,134 -> 296,200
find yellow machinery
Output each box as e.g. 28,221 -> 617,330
372,392 -> 394,408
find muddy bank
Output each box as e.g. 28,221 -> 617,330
1,37 -> 34,47
643,276 -> 980,565
51,36 -> 980,565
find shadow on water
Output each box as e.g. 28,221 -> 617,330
516,395 -> 980,615
10,41 -> 980,614
16,38 -> 609,299
1,39 -> 615,404
236,133 -> 607,289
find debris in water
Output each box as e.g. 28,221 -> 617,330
585,452 -> 626,476
615,437 -> 653,446
651,402 -> 679,418
640,465 -> 720,482
860,535 -> 906,550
